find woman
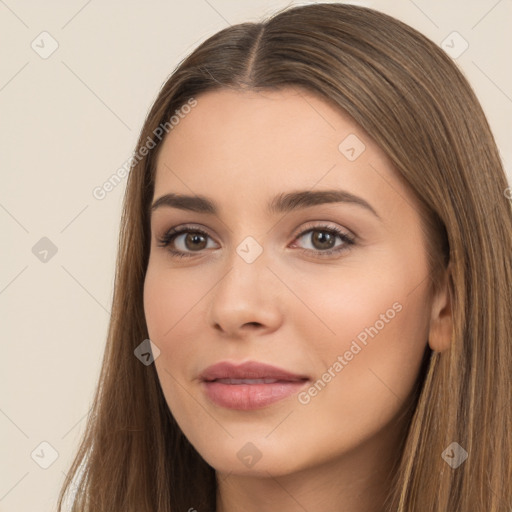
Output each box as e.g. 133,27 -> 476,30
58,3 -> 512,511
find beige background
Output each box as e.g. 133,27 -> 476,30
0,1 -> 510,510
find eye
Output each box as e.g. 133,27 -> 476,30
290,223 -> 355,258
156,225 -> 217,259
156,222 -> 356,259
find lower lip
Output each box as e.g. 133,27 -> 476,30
202,380 -> 308,410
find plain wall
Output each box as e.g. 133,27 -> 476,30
1,1 -> 510,510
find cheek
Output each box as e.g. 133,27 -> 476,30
143,257 -> 221,349
143,263 -> 204,391
289,254 -> 431,427
288,249 -> 429,348
143,263 -> 207,420
143,262 -> 207,342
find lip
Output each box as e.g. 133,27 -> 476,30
200,361 -> 309,382
200,361 -> 310,410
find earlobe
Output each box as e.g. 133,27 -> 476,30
427,265 -> 453,353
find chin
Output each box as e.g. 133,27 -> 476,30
195,439 -> 310,478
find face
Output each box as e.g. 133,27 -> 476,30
143,87 -> 438,477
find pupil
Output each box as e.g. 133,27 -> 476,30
186,233 -> 206,250
313,231 -> 334,249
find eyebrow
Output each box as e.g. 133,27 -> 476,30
150,189 -> 381,220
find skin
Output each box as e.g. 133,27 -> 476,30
143,87 -> 452,512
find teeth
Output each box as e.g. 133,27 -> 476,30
215,378 -> 279,384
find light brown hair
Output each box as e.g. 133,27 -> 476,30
58,3 -> 512,511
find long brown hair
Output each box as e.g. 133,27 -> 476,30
57,3 -> 512,511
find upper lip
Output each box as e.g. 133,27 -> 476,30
200,361 -> 309,382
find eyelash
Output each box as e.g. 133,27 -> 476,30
156,223 -> 356,259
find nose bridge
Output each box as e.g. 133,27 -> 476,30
206,231 -> 282,333
218,233 -> 269,297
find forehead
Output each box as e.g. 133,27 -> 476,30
156,87 -> 365,167
152,87 -> 413,220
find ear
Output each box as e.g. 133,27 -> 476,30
427,264 -> 453,353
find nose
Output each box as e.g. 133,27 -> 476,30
206,243 -> 283,338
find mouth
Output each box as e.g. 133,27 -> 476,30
210,378 -> 294,384
200,361 -> 310,410
200,360 -> 309,381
